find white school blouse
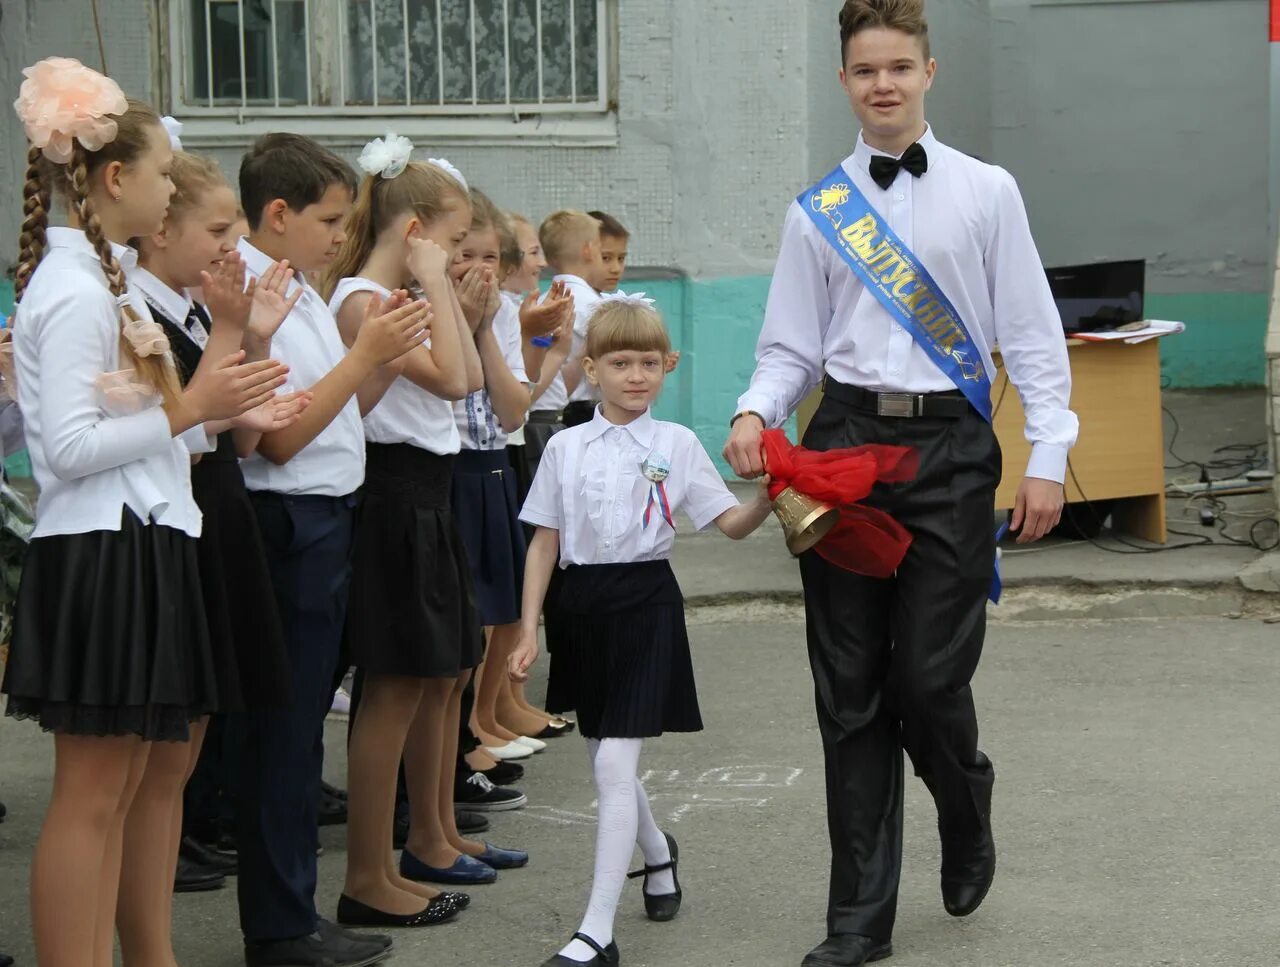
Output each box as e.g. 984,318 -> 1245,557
737,126 -> 1078,483
520,407 -> 739,566
14,228 -> 201,538
453,295 -> 528,450
237,240 -> 366,496
328,276 -> 460,456
529,273 -> 602,413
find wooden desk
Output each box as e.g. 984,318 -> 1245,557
796,339 -> 1168,543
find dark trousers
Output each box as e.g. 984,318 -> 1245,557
234,492 -> 356,943
800,394 -> 1000,942
184,713 -> 236,841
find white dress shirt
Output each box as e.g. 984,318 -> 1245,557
520,407 -> 739,566
454,296 -> 528,450
13,228 -> 201,538
328,276 -> 460,456
130,266 -> 209,352
737,126 -> 1078,483
530,273 -> 603,412
238,239 -> 366,495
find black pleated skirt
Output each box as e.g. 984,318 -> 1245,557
2,508 -> 218,741
191,456 -> 290,711
451,449 -> 526,627
547,560 -> 702,739
345,443 -> 482,678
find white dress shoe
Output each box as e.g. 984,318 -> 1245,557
484,741 -> 534,761
512,735 -> 547,753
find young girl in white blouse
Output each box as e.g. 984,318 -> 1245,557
2,60 -> 287,966
511,296 -> 773,966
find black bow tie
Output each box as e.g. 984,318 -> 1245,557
869,142 -> 928,190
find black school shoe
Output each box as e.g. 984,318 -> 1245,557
481,760 -> 525,786
318,788 -> 348,826
245,924 -> 390,967
181,835 -> 237,876
174,854 -> 226,893
454,772 -> 527,812
391,805 -> 490,848
539,934 -> 619,966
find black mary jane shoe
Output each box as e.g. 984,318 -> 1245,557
626,831 -> 682,921
539,933 -> 620,966
336,893 -> 459,927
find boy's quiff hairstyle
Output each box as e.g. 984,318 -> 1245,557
839,0 -> 930,63
587,210 -> 629,242
239,133 -> 357,231
585,300 -> 671,360
538,209 -> 600,267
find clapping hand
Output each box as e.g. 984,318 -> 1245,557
519,280 -> 574,339
246,260 -> 302,344
200,251 -> 254,332
231,389 -> 314,433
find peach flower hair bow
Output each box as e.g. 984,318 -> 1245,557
13,57 -> 129,164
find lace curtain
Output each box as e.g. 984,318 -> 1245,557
190,0 -> 600,108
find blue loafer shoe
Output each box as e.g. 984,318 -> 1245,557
477,842 -> 529,870
399,848 -> 497,885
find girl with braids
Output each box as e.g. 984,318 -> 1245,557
323,137 -> 524,922
120,146 -> 314,967
1,58 -> 289,967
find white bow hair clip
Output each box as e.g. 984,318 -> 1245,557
160,116 -> 184,152
359,133 -> 414,179
599,291 -> 656,309
426,157 -> 468,191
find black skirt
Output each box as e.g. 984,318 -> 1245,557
345,443 -> 482,678
547,560 -> 702,739
190,451 -> 291,712
451,449 -> 526,627
2,509 -> 218,741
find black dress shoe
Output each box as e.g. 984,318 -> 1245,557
322,780 -> 349,801
318,789 -> 348,826
801,934 -> 893,966
539,933 -> 619,966
941,825 -> 996,917
1,952 -> 14,967
626,831 -> 682,921
336,893 -> 459,927
455,809 -> 490,835
245,925 -> 390,967
318,919 -> 392,952
181,835 -> 237,876
174,854 -> 226,893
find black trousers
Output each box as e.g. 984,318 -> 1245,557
800,393 -> 1000,942
234,492 -> 356,943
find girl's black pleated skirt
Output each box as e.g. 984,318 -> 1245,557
345,443 -> 482,678
2,508 -> 218,741
450,449 -> 526,627
190,452 -> 291,712
547,559 -> 702,739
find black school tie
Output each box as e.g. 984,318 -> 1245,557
869,142 -> 929,191
186,302 -> 210,337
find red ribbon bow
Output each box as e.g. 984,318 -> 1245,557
762,428 -> 919,578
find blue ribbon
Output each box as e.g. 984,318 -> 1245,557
797,167 -> 992,422
988,521 -> 1010,604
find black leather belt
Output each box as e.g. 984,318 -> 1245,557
822,377 -> 971,419
526,410 -> 563,425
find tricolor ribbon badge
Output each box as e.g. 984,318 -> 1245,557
640,454 -> 675,530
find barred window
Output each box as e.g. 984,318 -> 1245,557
175,0 -> 609,117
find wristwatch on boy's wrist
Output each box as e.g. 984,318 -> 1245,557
730,409 -> 765,429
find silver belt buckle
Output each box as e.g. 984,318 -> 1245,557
877,392 -> 919,418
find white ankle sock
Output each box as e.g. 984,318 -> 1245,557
558,738 -> 643,962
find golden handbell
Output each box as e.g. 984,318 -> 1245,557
772,486 -> 839,556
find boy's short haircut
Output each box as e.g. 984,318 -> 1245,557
839,0 -> 930,63
587,210 -> 630,242
239,133 -> 358,231
539,209 -> 601,267
585,300 -> 671,360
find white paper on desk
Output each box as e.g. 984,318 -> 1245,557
1072,320 -> 1186,343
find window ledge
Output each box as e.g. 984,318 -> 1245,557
175,112 -> 619,149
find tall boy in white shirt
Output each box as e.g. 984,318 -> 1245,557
232,133 -> 431,967
724,3 -> 1078,965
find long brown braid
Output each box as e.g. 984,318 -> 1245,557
14,145 -> 51,304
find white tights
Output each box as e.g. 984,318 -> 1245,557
557,738 -> 675,962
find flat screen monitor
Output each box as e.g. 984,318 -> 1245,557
1045,259 -> 1145,333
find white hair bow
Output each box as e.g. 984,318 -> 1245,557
426,157 -> 468,191
160,116 -> 184,152
358,133 -> 414,179
599,291 -> 656,309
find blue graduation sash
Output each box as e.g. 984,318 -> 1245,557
797,166 -> 992,422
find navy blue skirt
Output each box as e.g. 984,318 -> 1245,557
548,560 -> 702,739
450,449 -> 526,627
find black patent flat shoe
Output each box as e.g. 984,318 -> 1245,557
539,932 -> 619,966
336,893 -> 458,927
626,831 -> 681,921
